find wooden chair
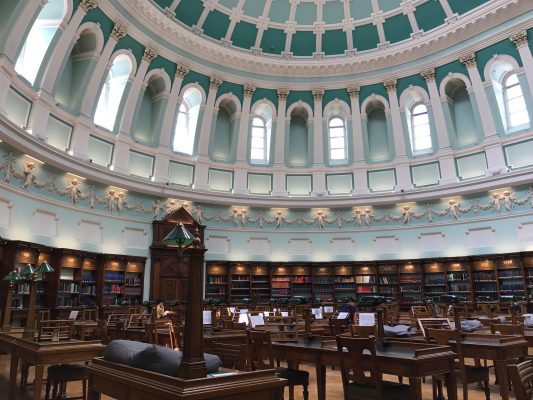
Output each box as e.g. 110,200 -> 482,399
350,324 -> 376,337
335,336 -> 410,400
38,320 -> 75,341
416,317 -> 451,338
146,320 -> 179,350
247,329 -> 309,400
211,342 -> 248,370
271,316 -> 299,342
82,308 -> 98,321
426,328 -> 490,400
126,313 -> 151,329
507,359 -> 533,400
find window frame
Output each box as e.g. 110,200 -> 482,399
327,115 -> 348,163
249,115 -> 269,164
408,102 -> 432,155
502,72 -> 529,130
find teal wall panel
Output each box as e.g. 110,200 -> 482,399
414,1 -> 447,32
447,0 -> 489,15
353,24 -> 379,51
231,21 -> 258,50
182,70 -> 210,95
287,90 -> 314,110
323,30 -> 347,55
82,8 -> 113,42
260,28 -> 286,55
252,88 -> 279,109
217,81 -> 244,104
383,14 -> 412,44
114,35 -> 144,69
175,0 -> 204,27
291,31 -> 316,56
203,10 -> 231,42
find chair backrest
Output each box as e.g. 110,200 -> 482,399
38,319 -> 75,341
351,324 -> 376,337
271,315 -> 299,342
145,320 -> 179,349
425,328 -> 463,360
106,313 -> 128,327
247,329 -> 275,370
417,318 -> 452,338
491,323 -> 525,336
35,309 -> 51,331
212,342 -> 248,371
82,308 -> 98,321
336,336 -> 382,399
508,360 -> 533,400
127,313 -> 151,328
410,305 -> 427,316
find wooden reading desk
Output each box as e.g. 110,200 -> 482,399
0,332 -> 105,400
271,338 -> 457,400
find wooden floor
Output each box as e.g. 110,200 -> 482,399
0,354 -> 517,400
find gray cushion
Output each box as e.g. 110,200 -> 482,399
104,340 -> 220,376
384,325 -> 411,337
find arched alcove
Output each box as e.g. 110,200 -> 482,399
210,96 -> 240,162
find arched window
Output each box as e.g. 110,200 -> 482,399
408,103 -> 432,152
328,116 -> 347,161
503,73 -> 529,129
250,117 -> 267,162
94,55 -> 131,131
173,87 -> 201,155
15,0 -> 66,85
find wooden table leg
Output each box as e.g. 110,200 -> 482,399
33,365 -> 44,400
408,377 -> 422,400
444,370 -> 458,400
8,355 -> 19,400
494,359 -> 510,400
316,363 -> 327,400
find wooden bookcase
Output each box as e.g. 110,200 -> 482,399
230,263 -> 250,304
291,265 -> 312,298
471,258 -> 498,300
271,265 -> 291,299
80,254 -> 98,307
423,261 -> 446,297
333,264 -> 355,300
250,264 -> 270,303
446,260 -> 471,299
354,264 -> 377,296
399,262 -> 422,305
524,254 -> 533,296
125,257 -> 145,306
101,255 -> 126,308
496,255 -> 525,297
56,250 -> 82,309
312,266 -> 334,302
205,262 -> 228,302
377,263 -> 398,298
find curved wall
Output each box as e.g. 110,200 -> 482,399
0,2 -> 532,294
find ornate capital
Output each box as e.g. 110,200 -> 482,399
277,89 -> 290,100
175,65 -> 190,79
510,31 -> 528,49
421,69 -> 436,82
459,53 -> 476,68
383,80 -> 397,92
80,0 -> 98,12
110,23 -> 127,41
142,47 -> 158,63
347,86 -> 360,97
244,85 -> 256,97
210,76 -> 222,90
312,89 -> 324,101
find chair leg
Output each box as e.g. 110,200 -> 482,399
483,379 -> 490,400
288,385 -> 294,400
83,378 -> 87,400
51,381 -> 59,400
302,384 -> 309,400
463,383 -> 469,400
45,377 -> 51,400
20,362 -> 29,391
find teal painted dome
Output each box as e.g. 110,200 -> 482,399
150,0 -> 489,57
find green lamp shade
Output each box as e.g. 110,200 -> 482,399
36,261 -> 55,274
20,264 -> 36,276
3,270 -> 22,282
161,222 -> 194,248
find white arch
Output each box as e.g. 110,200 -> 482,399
142,68 -> 171,96
214,92 -> 242,113
323,98 -> 351,117
107,49 -> 137,80
483,54 -> 521,83
439,72 -> 472,96
179,83 -> 207,106
399,85 -> 431,109
74,22 -> 104,56
286,100 -> 314,119
360,93 -> 390,115
250,98 -> 277,119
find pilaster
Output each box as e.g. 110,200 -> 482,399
196,76 -> 222,158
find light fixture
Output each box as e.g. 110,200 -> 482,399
20,263 -> 36,277
36,261 -> 55,275
161,221 -> 195,251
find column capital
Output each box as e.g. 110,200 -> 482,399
347,86 -> 360,98
80,0 -> 98,12
277,89 -> 290,100
421,69 -> 436,82
510,31 -> 528,49
110,22 -> 127,41
142,47 -> 158,63
209,76 -> 222,90
383,80 -> 397,92
312,89 -> 324,101
244,84 -> 256,97
176,64 -> 190,79
459,53 -> 476,69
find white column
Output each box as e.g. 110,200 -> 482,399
40,0 -> 98,92
348,87 -> 364,163
3,1 -> 47,62
80,22 -> 127,116
460,53 -> 497,139
421,69 -> 450,149
438,155 -> 458,185
236,85 -> 255,162
511,31 -> 533,101
110,135 -> 132,175
395,164 -> 413,191
158,65 -> 189,149
118,47 -> 157,136
312,171 -> 326,196
25,91 -> 55,140
68,114 -> 93,159
353,170 -> 368,195
312,89 -> 324,165
152,151 -> 170,183
233,167 -> 248,195
484,143 -> 507,176
272,168 -> 287,197
0,63 -> 15,115
274,89 -> 289,165
196,76 -> 222,157
384,80 -> 406,157
193,162 -> 210,191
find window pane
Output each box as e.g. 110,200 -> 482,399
329,127 -> 344,137
510,110 -> 530,127
506,74 -> 519,86
412,104 -> 427,114
252,117 -> 265,127
506,85 -> 522,99
415,124 -> 431,137
252,127 -> 265,138
251,137 -> 264,148
413,114 -> 429,126
329,117 -> 343,127
330,137 -> 345,148
415,137 -> 432,150
330,149 -> 345,160
508,97 -> 527,111
251,149 -> 264,160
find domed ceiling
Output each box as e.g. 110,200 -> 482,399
151,0 -> 490,57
